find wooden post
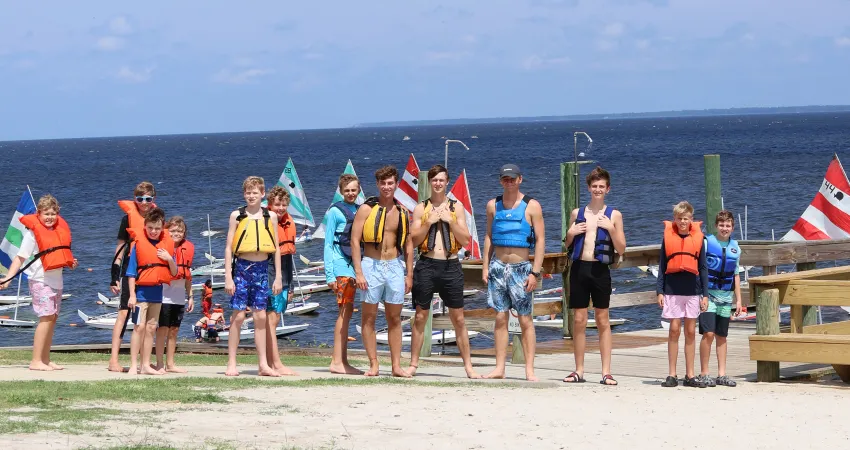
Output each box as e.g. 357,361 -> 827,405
511,334 -> 525,365
796,262 -> 818,328
416,172 -> 433,357
703,155 -> 722,236
560,162 -> 580,338
755,286 -> 781,382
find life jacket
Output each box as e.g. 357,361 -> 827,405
331,201 -> 358,260
277,212 -> 297,255
492,195 -> 535,248
568,205 -> 616,265
361,197 -> 409,254
232,206 -> 276,255
706,235 -> 740,291
118,200 -> 149,230
173,239 -> 194,280
17,214 -> 75,271
663,220 -> 704,276
126,228 -> 175,286
418,198 -> 463,255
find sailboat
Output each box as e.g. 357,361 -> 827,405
447,169 -> 482,259
313,159 -> 366,240
0,188 -> 38,327
394,154 -> 420,212
273,158 -> 317,243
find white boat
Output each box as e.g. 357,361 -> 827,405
402,136 -> 411,141
0,316 -> 36,327
284,300 -> 320,315
292,282 -> 330,295
192,280 -> 226,291
0,302 -> 30,312
97,292 -> 121,308
0,293 -> 71,305
843,307 -> 850,314
379,298 -> 445,318
219,322 -> 309,341
200,230 -> 222,237
78,309 -> 133,330
293,273 -> 325,283
298,255 -> 325,268
355,325 -> 477,345
533,317 -> 626,328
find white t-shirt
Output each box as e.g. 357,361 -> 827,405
162,281 -> 188,305
17,231 -> 64,290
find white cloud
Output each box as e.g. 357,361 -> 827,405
116,66 -> 154,83
521,54 -> 570,70
836,36 -> 850,47
96,36 -> 125,51
109,16 -> 133,35
212,68 -> 274,84
602,22 -> 625,38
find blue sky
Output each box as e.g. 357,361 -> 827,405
2,0 -> 849,140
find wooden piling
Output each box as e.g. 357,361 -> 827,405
560,162 -> 580,338
416,171 -> 433,357
704,155 -> 722,236
796,262 -> 818,328
755,286 -> 781,382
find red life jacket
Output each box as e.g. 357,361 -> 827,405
18,214 -> 75,271
173,240 -> 194,280
278,213 -> 296,255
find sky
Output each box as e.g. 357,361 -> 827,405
1,0 -> 850,140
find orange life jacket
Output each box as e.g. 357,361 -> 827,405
173,239 -> 194,280
118,200 -> 151,230
18,214 -> 75,271
278,213 -> 296,255
127,227 -> 175,286
663,220 -> 704,275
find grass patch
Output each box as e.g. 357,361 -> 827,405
0,406 -> 117,435
0,350 -> 366,368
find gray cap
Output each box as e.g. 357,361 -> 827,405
500,164 -> 521,178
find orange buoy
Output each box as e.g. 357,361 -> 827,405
87,268 -> 93,272
69,323 -> 78,327
347,336 -> 356,341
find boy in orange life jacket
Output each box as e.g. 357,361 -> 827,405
0,194 -> 78,371
657,201 -> 709,388
265,186 -> 297,376
155,216 -> 195,373
125,207 -> 177,375
201,279 -> 213,316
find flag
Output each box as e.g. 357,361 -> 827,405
783,154 -> 850,241
394,154 -> 420,211
313,159 -> 366,240
275,158 -> 316,227
0,188 -> 37,278
448,170 -> 481,259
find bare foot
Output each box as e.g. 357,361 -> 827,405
406,364 -> 418,377
484,369 -> 505,379
258,366 -> 282,377
275,365 -> 298,376
140,366 -> 164,375
330,362 -> 364,375
392,367 -> 411,378
29,361 -> 54,371
107,363 -> 128,373
465,368 -> 482,379
153,363 -> 163,371
166,366 -> 188,374
342,363 -> 364,375
48,362 -> 65,371
526,372 -> 539,382
225,365 -> 240,376
364,367 -> 380,377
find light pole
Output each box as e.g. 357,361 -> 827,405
445,139 -> 470,170
573,132 -> 593,206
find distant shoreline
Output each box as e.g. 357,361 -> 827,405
353,105 -> 850,128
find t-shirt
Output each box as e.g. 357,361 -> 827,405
17,230 -> 64,289
125,241 -> 164,303
162,281 -> 187,305
707,238 -> 742,304
323,203 -> 357,284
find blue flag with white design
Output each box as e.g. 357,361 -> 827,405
0,189 -> 37,279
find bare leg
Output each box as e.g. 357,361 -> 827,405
165,327 -> 187,373
129,316 -> 145,375
360,303 -> 380,376
448,307 -> 480,379
384,303 -> 410,378
140,320 -> 163,375
266,311 -> 295,375
407,306 -> 429,376
684,318 -> 697,378
155,326 -> 168,370
667,318 -> 681,377
569,308 -> 588,380
518,315 -> 537,381
330,303 -> 361,374
226,311 -> 245,376
30,316 -> 53,371
716,336 -> 728,377
700,331 -> 715,376
484,312 -> 509,379
252,310 -> 280,377
595,308 -> 614,382
45,316 -> 63,370
108,309 -> 130,372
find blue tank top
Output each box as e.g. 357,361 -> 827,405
569,205 -> 615,264
492,195 -> 535,248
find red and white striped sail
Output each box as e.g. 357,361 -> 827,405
394,154 -> 420,211
783,154 -> 850,241
448,170 -> 482,259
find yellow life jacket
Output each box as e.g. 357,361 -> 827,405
232,206 -> 276,255
361,197 -> 409,253
418,199 -> 463,255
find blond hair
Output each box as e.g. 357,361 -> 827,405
338,174 -> 359,192
37,194 -> 60,213
673,201 -> 694,217
267,186 -> 290,204
242,176 -> 265,193
134,181 -> 155,197
166,216 -> 187,235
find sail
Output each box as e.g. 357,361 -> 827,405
783,154 -> 850,241
447,170 -> 481,258
394,154 -> 420,211
313,159 -> 366,240
275,158 -> 315,227
0,188 -> 37,278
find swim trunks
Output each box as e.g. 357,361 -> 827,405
133,302 -> 162,326
359,256 -> 405,305
158,304 -> 185,328
230,258 -> 270,311
29,280 -> 62,317
333,276 -> 357,305
412,256 -> 464,310
661,294 -> 700,319
568,260 -> 612,309
486,259 -> 533,316
266,286 -> 290,313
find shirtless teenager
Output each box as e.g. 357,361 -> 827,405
351,166 -> 414,377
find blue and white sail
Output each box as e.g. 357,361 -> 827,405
276,158 -> 316,227
313,159 -> 366,240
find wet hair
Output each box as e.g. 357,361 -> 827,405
242,176 -> 265,193
427,164 -> 449,181
267,186 -> 290,204
672,201 -> 694,218
374,165 -> 399,182
134,181 -> 156,197
586,166 -> 611,187
166,216 -> 187,235
144,207 -> 166,225
36,194 -> 60,213
338,174 -> 360,191
715,209 -> 735,225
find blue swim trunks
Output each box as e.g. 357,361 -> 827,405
267,286 -> 289,313
487,259 -> 533,316
359,256 -> 406,305
230,258 -> 269,311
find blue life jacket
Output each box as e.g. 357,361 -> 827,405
331,201 -> 357,260
492,195 -> 535,248
705,235 -> 740,291
569,205 -> 616,264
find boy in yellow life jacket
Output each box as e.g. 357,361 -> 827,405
223,176 -> 283,377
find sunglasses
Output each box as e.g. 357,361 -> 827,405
135,196 -> 154,203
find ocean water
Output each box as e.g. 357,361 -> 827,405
2,112 -> 849,349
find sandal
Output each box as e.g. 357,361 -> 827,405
661,375 -> 678,387
563,371 -> 586,383
715,375 -> 737,387
600,374 -> 618,386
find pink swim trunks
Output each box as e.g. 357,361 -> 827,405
29,280 -> 62,317
661,294 -> 700,319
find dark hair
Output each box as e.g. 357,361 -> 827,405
338,174 -> 360,191
715,209 -> 735,226
144,207 -> 166,224
427,164 -> 449,181
374,165 -> 399,182
586,166 -> 611,187
205,279 -> 212,287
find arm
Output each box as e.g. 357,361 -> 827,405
482,199 -> 495,284
270,211 -> 283,295
350,205 -> 370,290
562,208 -> 580,248
111,216 -> 130,293
184,277 -> 195,313
699,244 -> 709,298
224,211 -> 238,295
448,203 -> 470,247
610,210 -> 627,256
404,222 -> 415,294
126,246 -> 139,309
408,203 -> 430,247
0,255 -> 26,289
527,200 -> 545,292
2,231 -> 35,288
323,211 -> 339,286
656,239 -> 666,306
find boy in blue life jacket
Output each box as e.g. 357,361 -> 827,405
698,210 -> 744,387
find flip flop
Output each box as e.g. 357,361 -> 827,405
563,371 -> 585,383
600,374 -> 618,386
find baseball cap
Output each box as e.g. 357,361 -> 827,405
500,164 -> 521,179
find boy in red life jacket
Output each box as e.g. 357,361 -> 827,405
125,207 -> 177,375
0,194 -> 78,371
108,181 -> 156,373
265,186 -> 297,376
657,201 -> 709,388
155,216 -> 195,373
201,279 -> 213,316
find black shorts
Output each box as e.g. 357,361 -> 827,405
699,312 -> 730,337
568,261 -> 612,309
118,277 -> 131,311
412,256 -> 464,310
159,304 -> 186,328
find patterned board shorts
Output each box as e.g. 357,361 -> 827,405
333,276 -> 357,305
29,280 -> 62,317
230,258 -> 270,311
486,259 -> 533,316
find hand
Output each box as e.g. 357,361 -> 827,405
597,215 -> 614,231
524,273 -> 538,293
70,259 -> 79,270
568,221 -> 587,238
288,290 -> 293,301
328,282 -> 337,291
187,299 -> 195,313
427,208 -> 442,225
156,249 -> 173,262
0,278 -> 9,290
482,267 -> 488,285
128,296 -> 137,310
404,275 -> 412,294
657,294 -> 664,308
356,273 -> 368,291
734,302 -> 743,317
110,283 -> 120,295
700,297 -> 709,312
272,277 -> 283,296
225,279 -> 235,296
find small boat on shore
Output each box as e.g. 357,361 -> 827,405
355,325 -> 477,345
218,321 -> 309,341
533,317 -> 626,328
284,299 -> 320,315
78,309 -> 132,330
0,293 -> 71,305
97,292 -> 120,308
